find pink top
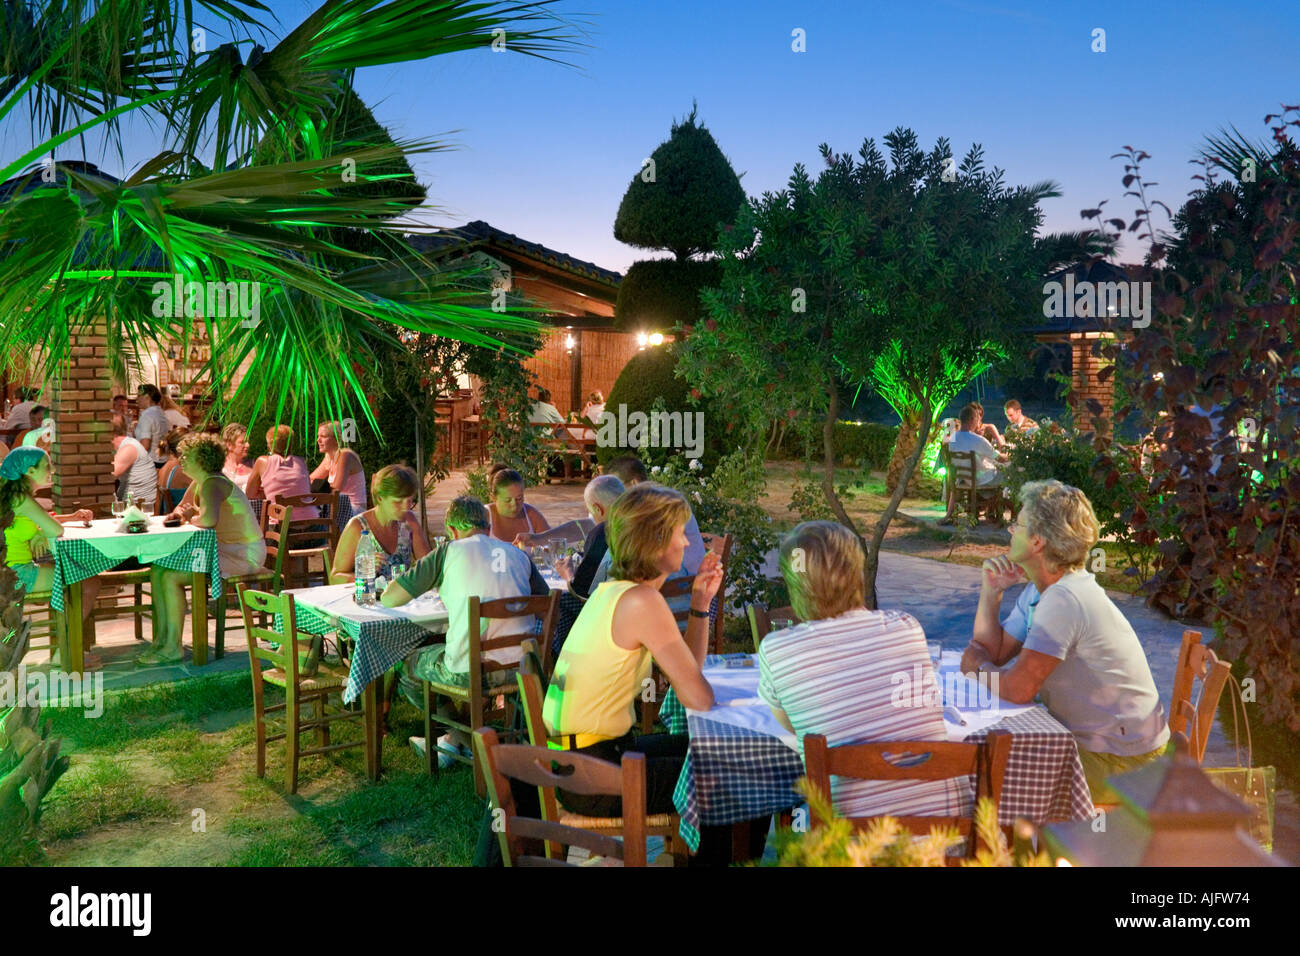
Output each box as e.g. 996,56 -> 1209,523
331,451 -> 367,511
260,453 -> 310,505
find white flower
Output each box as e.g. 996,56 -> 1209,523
651,465 -> 662,475
689,458 -> 702,471
692,491 -> 701,502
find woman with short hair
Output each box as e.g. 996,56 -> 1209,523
332,464 -> 431,583
486,464 -> 549,542
145,433 -> 265,665
759,521 -> 960,820
543,483 -> 720,817
960,479 -> 1169,802
244,424 -> 310,505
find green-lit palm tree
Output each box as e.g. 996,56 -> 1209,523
0,0 -> 587,859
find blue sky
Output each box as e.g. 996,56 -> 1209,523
12,0 -> 1300,273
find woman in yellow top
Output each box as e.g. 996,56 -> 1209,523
1,447 -> 98,624
542,482 -> 719,818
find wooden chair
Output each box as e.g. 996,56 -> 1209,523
700,531 -> 733,653
212,542 -> 334,661
747,602 -> 801,653
474,728 -> 651,867
803,729 -> 1013,861
945,448 -> 1007,526
422,591 -> 560,795
88,568 -> 153,643
265,494 -> 341,589
13,588 -> 63,664
1168,629 -> 1231,764
639,573 -> 696,734
458,416 -> 485,467
515,642 -> 682,862
239,585 -> 370,793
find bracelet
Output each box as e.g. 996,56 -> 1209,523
689,607 -> 710,619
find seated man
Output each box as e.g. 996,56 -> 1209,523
16,405 -> 50,448
948,403 -> 1005,488
1003,399 -> 1039,440
382,495 -> 549,766
959,480 -> 1169,803
759,521 -> 961,820
528,387 -> 565,426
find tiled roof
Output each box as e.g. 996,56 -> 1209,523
409,220 -> 622,286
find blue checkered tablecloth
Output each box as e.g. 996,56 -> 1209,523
50,519 -> 221,611
279,584 -> 450,704
661,658 -> 1095,852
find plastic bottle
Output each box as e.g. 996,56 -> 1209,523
355,530 -> 378,605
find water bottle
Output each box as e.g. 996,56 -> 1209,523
355,530 -> 378,605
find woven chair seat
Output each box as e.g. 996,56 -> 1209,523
558,811 -> 678,830
427,678 -> 518,698
262,662 -> 349,692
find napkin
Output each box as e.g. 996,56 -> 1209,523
117,504 -> 150,532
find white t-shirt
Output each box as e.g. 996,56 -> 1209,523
3,401 -> 36,429
117,436 -> 158,506
395,534 -> 547,673
1001,571 -> 1169,756
164,407 -> 190,429
949,430 -> 1001,487
134,405 -> 169,463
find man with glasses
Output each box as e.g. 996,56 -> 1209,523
960,480 -> 1168,803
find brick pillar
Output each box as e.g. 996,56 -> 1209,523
51,321 -> 116,515
1070,336 -> 1114,438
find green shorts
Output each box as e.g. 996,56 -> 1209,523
10,562 -> 40,593
1079,745 -> 1167,804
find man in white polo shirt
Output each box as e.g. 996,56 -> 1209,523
949,403 -> 1005,487
960,479 -> 1169,803
383,494 -> 548,767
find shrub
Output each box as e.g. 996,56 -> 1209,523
614,258 -> 721,333
648,451 -> 779,608
772,420 -> 898,471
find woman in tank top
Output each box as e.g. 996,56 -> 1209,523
486,464 -> 550,542
111,413 -> 158,508
156,427 -> 193,512
310,420 -> 367,511
145,433 -> 266,665
541,483 -> 720,818
331,464 -> 430,583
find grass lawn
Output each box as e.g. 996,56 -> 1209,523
13,671 -> 484,866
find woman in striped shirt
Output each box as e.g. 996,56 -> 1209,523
758,521 -> 965,821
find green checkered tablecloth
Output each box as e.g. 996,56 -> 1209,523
50,518 -> 221,611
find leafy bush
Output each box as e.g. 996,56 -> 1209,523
614,258 -> 721,333
772,420 -> 898,471
648,451 -> 779,608
597,345 -> 727,471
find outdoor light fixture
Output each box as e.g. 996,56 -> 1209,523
637,332 -> 648,349
648,333 -> 663,346
564,333 -> 576,353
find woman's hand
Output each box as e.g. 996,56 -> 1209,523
29,535 -> 50,560
981,554 -> 1026,593
691,551 -> 724,607
554,555 -> 575,583
513,532 -> 536,548
72,508 -> 94,523
176,502 -> 199,522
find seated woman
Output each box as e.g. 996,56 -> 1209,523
542,483 -> 719,818
486,464 -> 549,542
960,479 -> 1169,803
332,465 -> 431,584
244,424 -> 311,505
156,427 -> 193,512
221,423 -> 254,492
0,447 -> 98,627
147,434 -> 266,665
758,521 -> 962,820
310,420 -> 367,512
110,413 -> 158,509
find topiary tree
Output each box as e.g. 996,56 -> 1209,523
613,104 -> 744,333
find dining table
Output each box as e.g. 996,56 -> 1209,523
282,568 -> 568,781
659,650 -> 1096,853
50,515 -> 222,673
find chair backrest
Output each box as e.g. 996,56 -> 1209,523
274,492 -> 341,550
467,592 -> 561,696
803,729 -> 1012,858
700,532 -> 733,652
747,602 -> 800,652
238,585 -> 306,682
474,727 -> 648,867
266,500 -> 337,588
1170,633 -> 1231,764
657,574 -> 696,627
1169,629 -> 1203,737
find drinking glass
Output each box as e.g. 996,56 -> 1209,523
927,641 -> 943,670
770,616 -> 793,633
434,535 -> 447,550
111,498 -> 127,519
535,544 -> 553,572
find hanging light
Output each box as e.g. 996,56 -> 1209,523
564,333 -> 576,353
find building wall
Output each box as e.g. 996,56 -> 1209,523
1071,336 -> 1114,437
522,328 -> 640,416
52,321 -> 117,515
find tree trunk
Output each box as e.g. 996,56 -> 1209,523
885,409 -> 926,497
818,382 -> 875,609
865,411 -> 934,609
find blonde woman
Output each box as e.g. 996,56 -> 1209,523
543,483 -> 720,817
221,423 -> 253,491
244,424 -> 310,504
960,479 -> 1168,802
310,421 -> 367,511
758,521 -> 960,820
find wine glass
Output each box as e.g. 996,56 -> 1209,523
111,498 -> 127,520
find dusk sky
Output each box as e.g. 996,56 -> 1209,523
12,0 -> 1299,274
